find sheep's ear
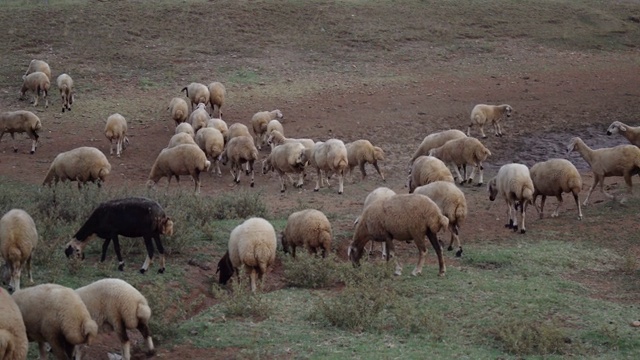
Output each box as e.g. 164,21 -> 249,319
620,124 -> 627,132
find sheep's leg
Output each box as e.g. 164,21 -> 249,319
519,201 -> 527,234
215,159 -> 222,176
279,173 -> 287,192
117,137 -> 122,157
26,254 -> 33,283
411,237 -> 428,276
30,133 -> 38,154
427,229 -> 446,276
573,191 -> 583,220
9,263 -> 21,292
479,124 -> 487,138
538,195 -> 546,219
337,169 -> 344,194
152,235 -> 166,274
467,163 -> 478,184
291,245 -> 297,258
447,223 -> 463,257
137,321 -> 155,356
100,238 -> 112,262
193,171 -> 201,193
359,162 -> 367,180
140,236 -> 156,274
466,124 -> 472,137
386,240 -> 403,276
314,168 -> 322,191
477,162 -> 484,185
452,163 -> 465,185
8,133 -> 18,153
583,175 -> 600,205
43,89 -> 48,108
249,161 -> 255,187
32,93 -> 39,107
73,345 -> 83,360
505,200 -> 515,229
551,195 -> 563,218
497,122 -> 504,137
112,236 -> 126,271
381,242 -> 387,259
248,266 -> 258,293
624,171 -> 633,195
373,162 -> 385,181
109,139 -> 114,155
38,341 -> 48,360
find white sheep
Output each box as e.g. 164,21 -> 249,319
266,119 -> 284,150
409,129 -> 467,165
353,186 -> 397,258
12,283 -> 98,360
0,110 -> 42,154
207,117 -> 229,142
188,103 -> 209,133
567,137 -> 640,205
42,147 -> 111,187
216,217 -> 277,293
407,155 -> 454,193
104,113 -> 130,157
414,181 -> 467,257
467,104 -> 513,138
195,127 -> 225,176
428,136 -> 491,186
74,278 -> 155,360
220,135 -> 259,187
530,158 -> 583,220
281,209 -> 332,258
167,132 -> 197,148
0,209 -> 37,293
307,139 -> 349,194
266,130 -> 315,149
262,142 -> 307,192
227,122 -> 251,141
175,122 -> 195,139
147,144 -> 211,193
20,71 -> 50,108
56,73 -> 74,113
168,97 -> 189,125
606,121 -> 640,147
208,81 -> 226,118
0,287 -> 28,360
345,139 -> 385,182
251,109 -> 283,150
348,193 -> 449,277
488,163 -> 534,234
180,82 -> 209,110
23,59 -> 51,80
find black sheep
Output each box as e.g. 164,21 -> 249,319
64,197 -> 174,273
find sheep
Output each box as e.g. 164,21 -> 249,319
606,121 -> 640,147
147,144 -> 211,193
281,209 -> 332,258
407,155 -> 454,193
428,136 -> 492,186
467,104 -> 513,138
488,163 -> 534,234
567,137 -> 640,205
266,130 -> 315,149
0,287 -> 28,360
56,73 -> 74,113
12,283 -> 98,360
0,110 -> 42,154
414,181 -> 467,257
353,187 -> 397,258
42,147 -> 111,187
64,197 -> 173,274
188,102 -> 209,133
20,71 -> 50,108
251,109 -> 283,150
0,209 -> 38,293
220,135 -> 259,187
530,158 -> 583,220
104,113 -> 130,158
167,132 -> 197,148
345,139 -> 385,182
175,122 -> 195,139
266,119 -> 284,150
348,193 -> 449,277
74,278 -> 155,360
227,122 -> 251,141
208,81 -> 226,118
307,139 -> 349,194
409,129 -> 467,165
180,82 -> 209,110
23,59 -> 51,80
168,97 -> 189,125
261,142 -> 307,192
195,127 -> 225,176
216,217 -> 277,293
207,117 -> 229,142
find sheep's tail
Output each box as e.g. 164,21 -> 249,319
335,156 -> 348,170
180,87 -> 188,97
437,214 -> 449,232
254,244 -> 274,276
136,302 -> 152,322
453,204 -> 466,231
475,145 -> 491,160
82,318 -> 98,345
521,184 -> 534,204
33,117 -> 42,132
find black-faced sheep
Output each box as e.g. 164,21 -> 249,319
0,287 -> 28,360
23,59 -> 51,80
105,113 -> 130,158
56,73 -> 74,113
220,135 -> 259,187
0,209 -> 38,293
530,158 -> 583,220
345,139 -> 385,182
409,129 -> 467,166
281,209 -> 332,258
251,109 -> 283,150
606,121 -> 640,148
168,97 -> 189,125
306,139 -> 349,194
488,163 -> 534,234
64,197 -> 174,274
148,144 -> 211,193
195,127 -> 225,176
429,136 -> 491,186
208,81 -> 226,118
408,155 -> 454,193
0,110 -> 42,154
468,104 -> 513,138
262,142 -> 307,192
20,71 -> 50,108
181,82 -> 209,110
42,146 -> 111,188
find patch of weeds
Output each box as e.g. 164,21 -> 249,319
389,300 -> 447,340
282,253 -> 344,289
212,282 -> 273,320
490,318 -> 570,356
145,280 -> 189,342
139,77 -> 159,91
210,191 -> 268,220
621,252 -> 638,275
227,68 -> 260,85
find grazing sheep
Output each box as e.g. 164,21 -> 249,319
414,181 -> 467,257
468,104 -> 513,138
409,129 -> 467,165
56,73 -> 74,112
104,113 -> 130,157
606,121 -> 640,147
567,137 -> 640,205
428,136 -> 491,186
408,155 -> 454,193
488,163 -> 534,234
220,135 -> 259,187
175,122 -> 195,139
0,209 -> 38,293
168,97 -> 189,125
216,217 -> 277,293
262,142 -> 307,192
64,197 -> 173,274
348,194 -> 449,277
147,144 -> 211,193
42,147 -> 111,187
0,287 -> 28,360
208,81 -> 226,118
23,59 -> 51,80
195,127 -> 225,176
251,109 -> 283,150
227,122 -> 251,141
12,283 -> 98,360
354,187 -> 397,258
188,103 -> 209,133
167,132 -> 197,148
207,117 -> 229,142
267,130 -> 315,149
530,158 -> 583,220
281,209 -> 332,258
0,110 -> 42,154
20,71 -> 50,108
266,119 -> 284,150
74,278 -> 155,360
180,82 -> 209,110
345,139 -> 385,182
307,139 -> 349,194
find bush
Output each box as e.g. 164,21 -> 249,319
282,252 -> 344,289
492,319 -> 569,356
212,282 -> 273,320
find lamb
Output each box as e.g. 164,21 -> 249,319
20,71 -> 50,108
227,122 -> 251,141
56,73 -> 74,113
354,187 -> 397,258
195,127 -> 225,176
345,139 -> 385,182
567,137 -> 640,205
0,209 -> 38,293
409,129 -> 467,165
167,132 -> 197,148
104,113 -> 130,157
208,81 -> 226,118
307,139 -> 349,194
428,136 -> 492,186
348,194 -> 449,277
407,155 -> 454,193
0,287 -> 28,360
220,135 -> 259,187
281,209 -> 332,258
147,144 -> 211,193
266,119 -> 284,150
180,82 -> 209,110
467,104 -> 513,138
530,158 -> 583,220
188,103 -> 209,133
0,110 -> 42,154
414,181 -> 468,257
42,147 -> 111,187
251,109 -> 283,150
216,217 -> 277,293
23,59 -> 51,80
266,130 -> 315,149
207,118 -> 229,142
606,121 -> 640,147
488,163 -> 534,234
64,197 -> 174,274
262,142 -> 307,192
12,283 -> 98,360
175,122 -> 195,139
74,278 -> 155,360
168,97 -> 189,125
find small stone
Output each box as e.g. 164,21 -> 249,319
631,320 -> 640,327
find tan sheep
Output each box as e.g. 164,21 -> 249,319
208,81 -> 226,118
12,283 -> 98,360
408,155 -> 454,193
168,97 -> 189,125
175,122 -> 195,139
0,287 -> 28,360
266,119 -> 284,150
307,139 -> 349,194
195,127 -> 225,176
281,209 -> 332,258
167,132 -> 197,148
23,59 -> 51,80
0,209 -> 38,293
267,130 -> 315,149
188,103 -> 209,133
488,163 -> 534,234
345,139 -> 385,182
262,142 -> 307,192
220,135 -> 259,187
530,158 -> 583,220
468,104 -> 513,138
429,136 -> 491,186
56,73 -> 74,113
606,121 -> 640,147
20,71 -> 50,108
147,144 -> 211,193
42,147 -> 111,187
354,187 -> 397,258
227,122 -> 251,141
409,129 -> 467,165
180,82 -> 209,110
0,110 -> 42,154
207,118 -> 229,142
251,109 -> 283,150
104,113 -> 130,157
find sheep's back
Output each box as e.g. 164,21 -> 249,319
530,159 -> 582,195
411,156 -> 454,186
229,218 -> 276,268
414,182 -> 467,224
414,129 -> 467,159
0,209 -> 38,259
76,278 -> 147,330
285,209 -> 331,248
0,288 -> 27,359
363,187 -> 396,209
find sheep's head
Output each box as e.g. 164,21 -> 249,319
606,121 -> 624,135
0,262 -> 9,286
64,240 -> 86,260
347,244 -> 362,265
566,137 -> 581,154
262,158 -> 273,174
275,109 -> 283,119
280,232 -> 290,254
503,105 -> 513,117
220,150 -> 229,166
160,217 -> 174,236
195,102 -> 206,110
216,252 -> 234,285
487,178 -> 498,201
